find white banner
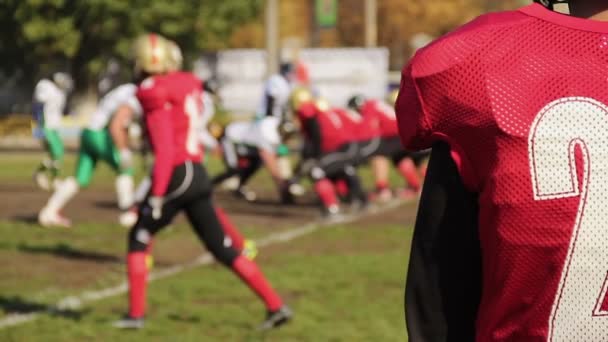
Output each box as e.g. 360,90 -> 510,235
195,48 -> 389,116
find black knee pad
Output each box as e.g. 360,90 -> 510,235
128,224 -> 153,252
207,241 -> 239,267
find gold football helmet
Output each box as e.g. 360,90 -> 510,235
387,89 -> 399,106
290,87 -> 313,111
132,33 -> 170,75
166,40 -> 183,72
314,98 -> 330,112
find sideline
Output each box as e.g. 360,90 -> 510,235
0,199 -> 407,329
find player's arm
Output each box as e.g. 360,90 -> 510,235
405,142 -> 481,342
110,105 -> 134,150
110,104 -> 136,169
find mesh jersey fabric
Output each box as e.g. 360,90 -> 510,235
397,3 -> 608,342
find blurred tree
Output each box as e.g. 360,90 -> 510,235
0,0 -> 262,92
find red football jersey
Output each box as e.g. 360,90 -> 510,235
361,99 -> 399,138
333,107 -> 379,141
397,4 -> 608,342
296,101 -> 351,153
137,71 -> 203,196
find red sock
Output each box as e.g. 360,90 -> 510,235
375,180 -> 389,191
398,159 -> 421,191
315,179 -> 338,208
334,179 -> 349,197
127,252 -> 148,318
232,255 -> 283,311
215,206 -> 245,251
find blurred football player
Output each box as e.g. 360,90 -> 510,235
246,62 -> 296,201
38,83 -> 140,228
291,88 -> 368,217
32,72 -> 73,191
212,120 -> 263,201
398,0 -> 608,341
113,34 -> 290,330
350,92 -> 427,201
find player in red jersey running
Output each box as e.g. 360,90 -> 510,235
113,34 -> 291,330
398,1 -> 608,341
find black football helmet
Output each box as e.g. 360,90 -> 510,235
347,95 -> 366,113
534,0 -> 570,13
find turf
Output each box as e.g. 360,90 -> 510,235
0,152 -> 415,341
0,224 -> 412,341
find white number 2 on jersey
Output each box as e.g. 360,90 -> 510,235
529,97 -> 608,341
184,91 -> 201,155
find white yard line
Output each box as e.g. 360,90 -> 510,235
0,199 -> 406,329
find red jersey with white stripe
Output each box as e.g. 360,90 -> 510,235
397,4 -> 608,341
297,101 -> 351,153
361,99 -> 399,138
137,71 -> 203,196
333,107 -> 379,141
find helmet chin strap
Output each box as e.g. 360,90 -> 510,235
536,0 -> 571,14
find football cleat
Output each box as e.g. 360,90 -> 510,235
398,187 -> 420,201
258,306 -> 293,331
233,187 -> 257,202
118,209 -> 138,228
322,205 -> 347,223
112,315 -> 145,329
38,208 -> 71,228
221,176 -> 240,191
34,171 -> 52,191
242,239 -> 258,260
369,188 -> 393,203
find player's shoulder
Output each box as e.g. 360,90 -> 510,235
409,8 -> 533,78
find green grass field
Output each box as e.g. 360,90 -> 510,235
0,152 -> 415,341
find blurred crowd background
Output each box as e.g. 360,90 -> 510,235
0,0 -> 527,128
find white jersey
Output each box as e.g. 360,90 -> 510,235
198,91 -> 217,149
225,118 -> 281,152
88,83 -> 142,130
255,74 -> 291,119
33,79 -> 66,129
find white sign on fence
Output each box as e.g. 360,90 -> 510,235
195,48 -> 389,116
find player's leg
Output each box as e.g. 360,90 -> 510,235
215,206 -> 261,262
184,192 -> 291,329
370,156 -> 392,201
38,132 -> 96,227
118,199 -> 181,327
117,163 -> 197,327
211,139 -> 240,187
34,128 -> 65,190
102,130 -> 135,211
310,164 -> 340,216
234,152 -> 262,202
393,152 -> 422,197
340,164 -> 368,208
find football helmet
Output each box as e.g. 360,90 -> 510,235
208,122 -> 224,139
534,0 -> 570,14
52,72 -> 74,93
347,95 -> 366,113
314,98 -> 331,112
290,87 -> 313,111
166,40 -> 183,72
387,89 -> 399,106
132,33 -> 170,75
